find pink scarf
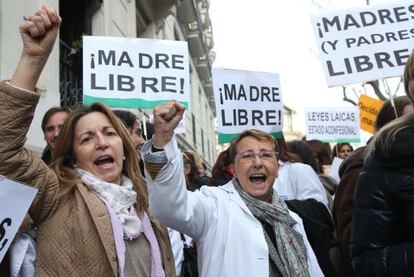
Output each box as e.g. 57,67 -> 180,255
100,196 -> 165,277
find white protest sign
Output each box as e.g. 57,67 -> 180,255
212,68 -> 283,144
305,107 -> 360,142
83,36 -> 190,109
149,113 -> 186,134
311,1 -> 414,86
0,176 -> 37,262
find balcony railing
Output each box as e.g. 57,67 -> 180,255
59,39 -> 83,108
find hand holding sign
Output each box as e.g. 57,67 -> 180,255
153,100 -> 185,148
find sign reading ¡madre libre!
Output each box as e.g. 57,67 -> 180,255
212,68 -> 284,144
83,36 -> 190,109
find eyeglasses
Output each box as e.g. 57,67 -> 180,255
236,150 -> 278,163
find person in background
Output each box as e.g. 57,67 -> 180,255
334,96 -> 413,277
342,53 -> 414,276
285,139 -> 334,211
0,6 -> 175,276
143,121 -> 155,141
143,106 -> 323,277
306,140 -> 337,196
209,149 -> 234,187
275,136 -> 329,209
350,114 -> 414,276
194,155 -> 210,188
183,151 -> 201,192
337,96 -> 412,277
306,140 -> 333,175
332,143 -> 353,160
0,214 -> 36,277
113,109 -> 146,161
40,106 -> 70,164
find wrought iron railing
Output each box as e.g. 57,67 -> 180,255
59,39 -> 83,108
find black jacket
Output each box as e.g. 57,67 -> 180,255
286,199 -> 337,277
350,127 -> 414,276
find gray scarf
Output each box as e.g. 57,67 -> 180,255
233,179 -> 310,277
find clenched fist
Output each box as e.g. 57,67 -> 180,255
153,100 -> 185,148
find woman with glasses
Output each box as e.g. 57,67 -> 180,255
142,108 -> 323,277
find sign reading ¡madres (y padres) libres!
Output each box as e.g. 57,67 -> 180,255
311,1 -> 414,87
212,68 -> 284,144
83,36 -> 190,109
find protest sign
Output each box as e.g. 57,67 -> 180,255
358,94 -> 384,134
311,1 -> 414,86
83,36 -> 190,109
305,107 -> 360,142
212,68 -> 283,144
0,176 -> 37,262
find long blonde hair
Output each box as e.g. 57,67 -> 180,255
366,113 -> 414,158
404,51 -> 414,103
51,102 -> 148,212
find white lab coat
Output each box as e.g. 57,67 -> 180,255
167,228 -> 183,276
142,137 -> 324,277
274,161 -> 329,208
9,231 -> 36,277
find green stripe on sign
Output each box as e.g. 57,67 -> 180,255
83,95 -> 189,109
319,138 -> 360,143
218,131 -> 283,144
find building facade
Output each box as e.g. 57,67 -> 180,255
0,0 -> 217,167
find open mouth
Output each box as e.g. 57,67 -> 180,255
249,173 -> 267,184
94,155 -> 115,167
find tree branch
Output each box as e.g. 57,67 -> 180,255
366,80 -> 387,101
342,86 -> 357,106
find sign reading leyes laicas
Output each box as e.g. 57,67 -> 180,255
212,68 -> 284,144
305,107 -> 360,143
83,36 -> 190,109
311,1 -> 414,87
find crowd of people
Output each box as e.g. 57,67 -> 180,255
1,4 -> 414,277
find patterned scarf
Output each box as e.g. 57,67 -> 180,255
76,168 -> 142,238
233,179 -> 310,277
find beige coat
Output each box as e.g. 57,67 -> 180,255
0,81 -> 175,277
